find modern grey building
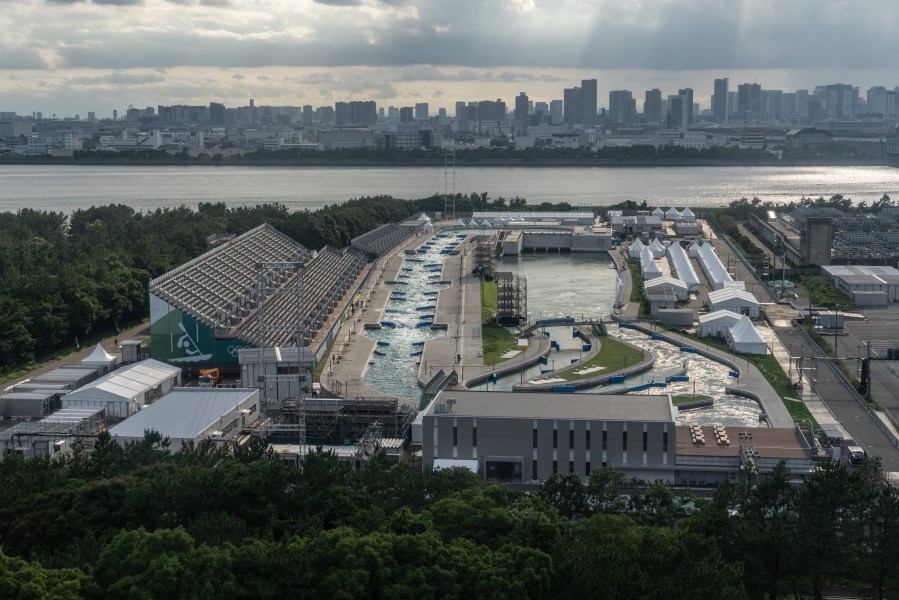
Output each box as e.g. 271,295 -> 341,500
419,390 -> 815,486
421,391 -> 678,484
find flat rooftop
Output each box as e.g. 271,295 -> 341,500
429,390 -> 675,422
675,426 -> 810,459
108,387 -> 257,440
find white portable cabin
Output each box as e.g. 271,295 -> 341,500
697,310 -> 742,338
61,359 -> 182,418
708,288 -> 760,318
107,388 -> 259,452
644,276 -> 689,301
727,315 -> 768,355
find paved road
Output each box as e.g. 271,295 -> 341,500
3,320 -> 150,391
711,233 -> 899,472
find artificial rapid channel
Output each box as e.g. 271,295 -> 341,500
364,233 -> 761,427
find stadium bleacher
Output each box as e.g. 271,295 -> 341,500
351,224 -> 414,257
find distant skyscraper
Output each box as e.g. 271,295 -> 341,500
515,92 -> 529,121
335,100 -> 377,127
438,107 -> 447,119
455,101 -> 466,120
477,99 -> 506,122
817,84 -> 857,120
563,86 -> 581,125
608,90 -> 636,124
580,79 -> 597,125
549,99 -> 563,123
667,95 -> 687,130
867,86 -> 888,116
302,105 -> 314,125
534,101 -> 548,116
678,88 -> 694,125
712,78 -> 728,125
249,99 -> 256,124
737,83 -> 762,119
415,103 -> 429,120
643,89 -> 662,124
400,106 -> 414,123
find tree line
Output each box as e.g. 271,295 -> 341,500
0,194 -> 584,372
0,433 -> 897,599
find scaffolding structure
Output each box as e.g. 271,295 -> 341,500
495,271 -> 528,326
255,260 -> 307,442
0,407 -> 106,457
473,234 -> 497,276
302,397 -> 416,445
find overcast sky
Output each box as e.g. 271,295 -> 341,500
2,0 -> 897,117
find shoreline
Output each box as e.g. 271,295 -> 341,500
2,157 -> 897,169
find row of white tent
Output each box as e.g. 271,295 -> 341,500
629,238 -> 667,259
667,243 -> 701,292
651,207 -> 696,222
698,311 -> 768,354
694,242 -> 735,290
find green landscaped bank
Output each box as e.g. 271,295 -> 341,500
479,277 -> 519,366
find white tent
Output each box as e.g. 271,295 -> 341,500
648,238 -> 666,259
698,310 -> 742,338
640,247 -> 662,280
688,242 -> 700,258
651,207 -> 664,217
667,244 -> 701,291
664,207 -> 680,220
82,344 -> 116,371
727,315 -> 768,354
708,288 -> 760,317
628,238 -> 646,256
479,219 -> 492,227
454,219 -> 467,227
644,276 -> 689,301
680,207 -> 696,222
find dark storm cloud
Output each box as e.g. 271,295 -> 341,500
15,0 -> 899,71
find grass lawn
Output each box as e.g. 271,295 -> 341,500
480,278 -> 518,366
672,394 -> 713,405
626,260 -> 645,316
548,336 -> 644,382
480,278 -> 497,321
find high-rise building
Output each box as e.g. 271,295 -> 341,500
643,89 -> 662,124
563,87 -> 581,125
438,107 -> 447,119
399,106 -> 414,123
335,100 -> 377,127
867,86 -> 889,116
737,83 -> 762,119
667,95 -> 687,130
302,105 -> 314,125
795,89 -> 809,116
580,79 -> 597,125
608,90 -> 636,124
712,78 -> 728,125
209,102 -> 225,124
477,99 -> 506,122
534,101 -> 548,116
677,88 -> 694,125
549,99 -> 563,123
515,92 -> 529,121
455,101 -> 466,120
816,84 -> 857,120
415,103 -> 429,120
249,99 -> 256,124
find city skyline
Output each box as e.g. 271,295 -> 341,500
1,0 -> 898,116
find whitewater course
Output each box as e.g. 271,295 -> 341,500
319,227 -> 794,429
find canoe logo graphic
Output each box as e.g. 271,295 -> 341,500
171,321 -> 213,363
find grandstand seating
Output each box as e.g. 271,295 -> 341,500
351,224 -> 414,257
234,246 -> 367,346
149,224 -> 310,329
